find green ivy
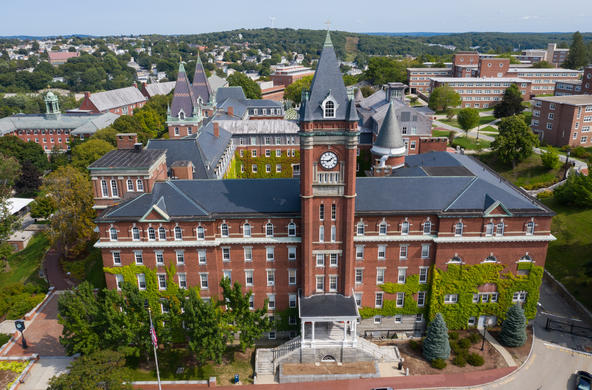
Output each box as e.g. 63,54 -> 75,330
359,273 -> 430,318
104,264 -> 185,311
229,150 -> 300,179
275,308 -> 299,331
427,263 -> 543,329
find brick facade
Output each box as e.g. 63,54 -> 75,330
531,95 -> 592,147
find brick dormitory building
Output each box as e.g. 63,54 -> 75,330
92,34 -> 554,341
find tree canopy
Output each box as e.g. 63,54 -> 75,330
491,115 -> 538,167
71,139 -> 115,171
283,75 -> 313,105
423,313 -> 451,361
363,57 -> 416,85
554,173 -> 592,208
428,86 -> 461,112
227,72 -> 261,99
563,31 -> 589,69
456,107 -> 480,133
494,84 -> 525,118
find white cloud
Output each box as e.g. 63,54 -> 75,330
521,15 -> 540,20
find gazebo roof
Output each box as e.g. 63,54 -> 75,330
299,294 -> 359,319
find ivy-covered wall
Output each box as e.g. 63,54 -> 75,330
359,263 -> 543,330
428,263 -> 543,329
227,150 -> 299,179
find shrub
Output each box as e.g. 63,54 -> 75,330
458,338 -> 472,349
409,339 -> 422,352
541,148 -> 560,169
554,174 -> 592,208
468,332 -> 482,344
537,190 -> 554,200
431,358 -> 447,369
467,352 -> 484,366
448,331 -> 459,340
452,354 -> 467,367
450,341 -> 463,355
0,333 -> 11,347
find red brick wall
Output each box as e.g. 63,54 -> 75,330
478,58 -> 510,78
10,130 -> 71,152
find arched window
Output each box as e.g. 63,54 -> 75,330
158,227 -> 166,240
401,221 -> 409,235
132,227 -> 140,241
379,222 -> 387,235
526,221 -> 534,235
266,223 -> 274,237
356,222 -> 365,236
136,179 -> 144,192
196,226 -> 204,239
101,180 -> 109,197
243,223 -> 251,238
288,222 -> 296,236
127,179 -> 134,191
174,226 -> 182,240
109,227 -> 118,241
221,223 -> 229,237
179,111 -> 185,120
148,227 -> 156,240
423,220 -> 431,235
483,254 -> 498,263
455,222 -> 464,236
449,255 -> 462,263
519,254 -> 533,262
324,100 -> 335,118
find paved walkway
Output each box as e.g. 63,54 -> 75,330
44,248 -> 71,290
20,356 -> 73,390
484,330 -> 516,367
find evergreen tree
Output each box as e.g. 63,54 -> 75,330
494,84 -> 525,118
491,115 -> 538,168
220,277 -> 272,351
423,313 -> 451,361
563,31 -> 588,70
499,304 -> 527,347
14,160 -> 41,197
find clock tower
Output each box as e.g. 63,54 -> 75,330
299,31 -> 359,297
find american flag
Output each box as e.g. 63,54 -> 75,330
150,326 -> 158,348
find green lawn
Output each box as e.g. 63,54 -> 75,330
440,115 -> 496,130
480,125 -> 498,134
479,153 -> 565,189
542,198 -> 592,311
126,346 -> 255,385
0,233 -> 49,286
452,136 -> 490,151
432,129 -> 452,138
61,247 -> 106,289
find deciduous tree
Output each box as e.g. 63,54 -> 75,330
457,107 -> 480,134
227,72 -> 261,99
554,173 -> 592,208
491,115 -> 538,168
0,155 -> 22,243
71,139 -> 114,171
423,313 -> 451,361
428,86 -> 461,112
284,75 -> 313,105
541,147 -> 560,169
493,84 -> 525,118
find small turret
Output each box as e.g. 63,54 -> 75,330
370,100 -> 406,176
44,91 -> 60,119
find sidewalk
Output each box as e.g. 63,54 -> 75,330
484,330 -> 516,367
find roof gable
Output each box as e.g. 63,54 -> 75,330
140,200 -> 170,222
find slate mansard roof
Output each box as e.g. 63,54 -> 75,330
88,149 -> 166,171
97,152 -> 552,222
0,112 -> 119,136
88,87 -> 147,112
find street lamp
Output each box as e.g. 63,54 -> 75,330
144,299 -> 162,390
480,324 -> 488,351
563,150 -> 571,180
15,320 -> 27,349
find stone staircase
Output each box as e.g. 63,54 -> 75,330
356,337 -> 400,362
255,337 -> 301,376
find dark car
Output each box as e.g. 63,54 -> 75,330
576,371 -> 592,390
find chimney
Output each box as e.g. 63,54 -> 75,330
213,122 -> 219,138
84,91 -> 91,99
116,133 -> 138,149
227,106 -> 234,117
171,161 -> 193,180
133,143 -> 142,153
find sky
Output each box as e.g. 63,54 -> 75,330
1,0 -> 590,36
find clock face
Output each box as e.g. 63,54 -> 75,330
319,151 -> 338,170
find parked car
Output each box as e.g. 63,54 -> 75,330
576,371 -> 592,390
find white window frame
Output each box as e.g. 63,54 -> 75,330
396,292 -> 404,308
137,273 -> 146,290
419,266 -> 429,283
417,291 -> 426,307
375,292 -> 384,308
198,249 -> 207,265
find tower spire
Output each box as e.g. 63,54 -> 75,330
324,30 -> 333,47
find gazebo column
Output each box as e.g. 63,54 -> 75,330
343,321 -> 347,345
311,321 -> 315,345
301,321 -> 305,343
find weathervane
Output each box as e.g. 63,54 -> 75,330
324,20 -> 332,31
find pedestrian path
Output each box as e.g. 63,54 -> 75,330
484,330 -> 516,367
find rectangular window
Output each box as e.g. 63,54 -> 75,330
378,245 -> 386,260
115,274 -> 124,290
399,245 -> 408,259
416,313 -> 424,323
421,244 -> 430,259
375,292 -> 384,308
223,270 -> 231,283
316,275 -> 324,292
289,294 -> 297,308
157,274 -> 167,290
178,273 -> 187,289
376,268 -> 385,284
316,254 -> 325,267
197,249 -> 207,265
329,253 -> 338,267
134,251 -> 143,265
101,180 -> 109,197
486,223 -> 494,236
455,222 -> 463,236
112,251 -> 121,265
288,269 -> 296,285
266,270 -> 275,286
329,275 -> 338,291
222,247 -> 230,262
398,268 -> 406,284
266,247 -> 274,261
374,316 -> 382,324
245,270 -> 254,286
319,204 -> 324,220
355,268 -> 363,284
265,149 -> 271,157
111,180 -> 118,197
137,274 -> 146,290
288,247 -> 296,260
244,247 -> 252,262
331,204 -> 336,220
512,291 -> 527,303
137,180 -> 144,192
419,267 -> 429,283
526,221 -> 535,235
357,222 -> 364,235
132,227 -> 140,241
473,293 -> 480,303
444,294 -> 458,304
155,251 -> 164,265
396,292 -> 404,307
356,246 -> 364,260
417,291 -> 426,307
496,222 -> 504,236
176,250 -> 184,264
330,225 -> 336,242
354,293 -> 362,306
395,315 -> 402,324
196,226 -> 204,239
200,273 -> 208,289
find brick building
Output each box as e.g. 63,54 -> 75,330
93,33 -> 554,341
554,66 -> 592,96
531,95 -> 592,147
47,51 -> 79,65
79,86 -> 147,115
0,92 -> 118,153
140,81 -> 175,99
407,68 -> 451,94
271,65 -> 315,87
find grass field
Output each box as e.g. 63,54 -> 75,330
432,129 -> 452,138
542,198 -> 592,311
440,115 -> 496,129
0,233 -> 49,286
480,125 -> 498,134
479,153 -> 564,189
452,136 -> 490,151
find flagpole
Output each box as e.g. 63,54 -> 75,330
147,304 -> 162,390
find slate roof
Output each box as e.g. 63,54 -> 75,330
146,121 -> 232,179
142,81 -> 175,98
215,119 -> 299,135
215,86 -> 282,119
87,87 -> 147,112
88,149 -> 165,170
300,31 -> 357,122
0,112 -> 119,136
208,74 -> 228,92
170,63 -> 196,118
97,151 -> 551,221
300,294 -> 358,318
192,55 -> 212,103
373,101 -> 404,150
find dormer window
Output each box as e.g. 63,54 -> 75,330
483,254 -> 498,263
323,100 -> 335,118
179,110 -> 185,120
